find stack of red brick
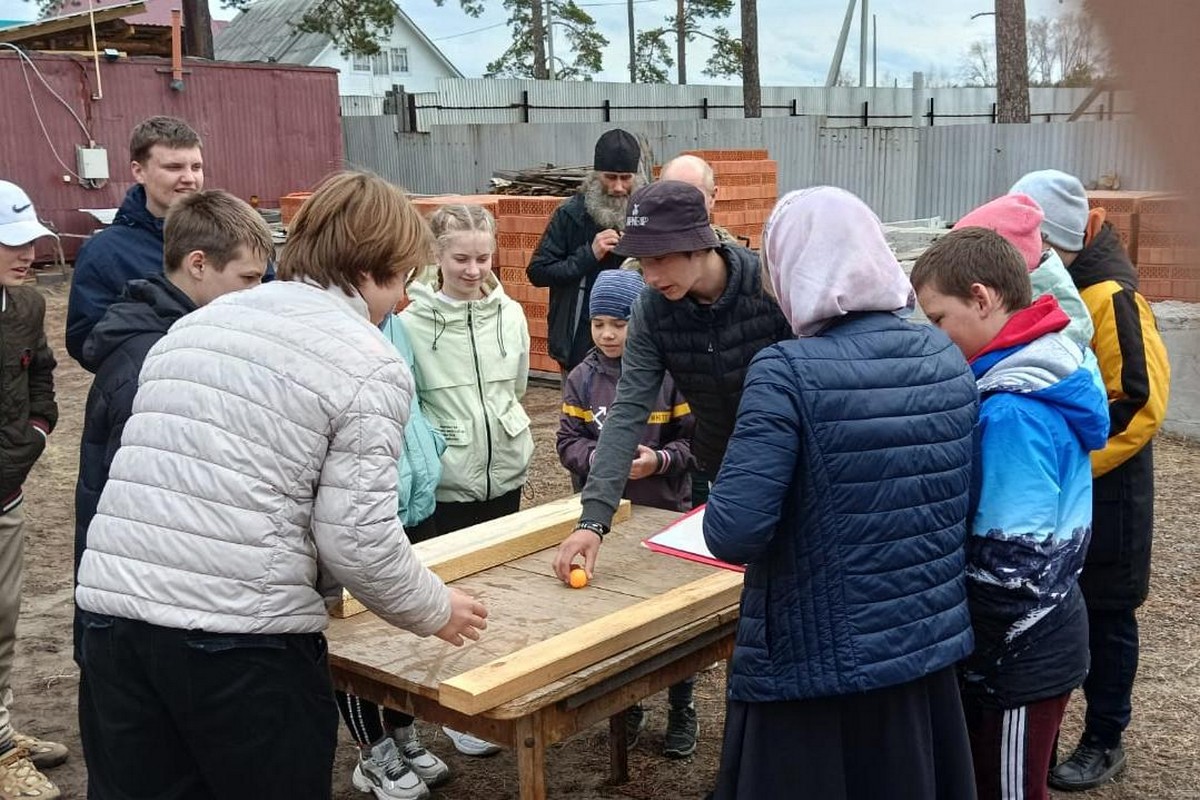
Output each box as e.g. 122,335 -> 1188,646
1086,191 -> 1198,303
680,149 -> 779,250
407,193 -> 563,374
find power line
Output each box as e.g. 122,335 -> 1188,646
434,21 -> 509,41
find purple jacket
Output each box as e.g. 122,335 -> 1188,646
557,349 -> 694,511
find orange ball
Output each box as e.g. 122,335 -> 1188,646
569,567 -> 589,589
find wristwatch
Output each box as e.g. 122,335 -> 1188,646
577,519 -> 609,540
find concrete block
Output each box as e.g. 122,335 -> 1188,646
1154,301 -> 1200,442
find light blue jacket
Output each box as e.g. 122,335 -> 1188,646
381,315 -> 446,527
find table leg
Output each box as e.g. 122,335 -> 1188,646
608,710 -> 630,785
515,713 -> 547,800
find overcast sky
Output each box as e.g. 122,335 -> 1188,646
0,0 -> 1079,86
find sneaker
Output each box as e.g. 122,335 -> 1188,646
351,738 -> 429,800
624,704 -> 647,749
663,703 -> 699,759
10,736 -> 66,771
0,746 -> 60,799
441,727 -> 502,757
1048,738 -> 1127,791
393,725 -> 450,787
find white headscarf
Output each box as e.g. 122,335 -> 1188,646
763,187 -> 915,337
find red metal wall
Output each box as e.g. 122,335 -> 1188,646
0,52 -> 344,260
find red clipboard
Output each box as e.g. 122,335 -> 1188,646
641,505 -> 745,573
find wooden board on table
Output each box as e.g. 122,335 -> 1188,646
437,569 -> 744,715
326,507 -> 724,701
329,497 -> 631,618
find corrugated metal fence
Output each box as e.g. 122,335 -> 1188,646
343,117 -> 1162,223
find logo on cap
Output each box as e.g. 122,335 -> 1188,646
626,203 -> 649,227
12,204 -> 30,214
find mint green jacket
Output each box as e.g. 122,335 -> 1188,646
399,277 -> 533,503
1032,249 -> 1095,347
380,315 -> 446,527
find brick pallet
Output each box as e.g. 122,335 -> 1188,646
1087,191 -> 1198,303
658,149 -> 780,250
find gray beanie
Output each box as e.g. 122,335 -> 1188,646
1009,169 -> 1089,252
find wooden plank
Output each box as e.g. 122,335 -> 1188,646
437,570 -> 744,715
417,497 -> 631,583
330,497 -> 631,618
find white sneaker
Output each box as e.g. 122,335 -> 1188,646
351,738 -> 429,800
393,725 -> 450,786
441,726 -> 502,757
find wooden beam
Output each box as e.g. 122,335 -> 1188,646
0,2 -> 146,43
437,570 -> 743,715
329,497 -> 632,618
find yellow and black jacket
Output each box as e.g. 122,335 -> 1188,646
1069,222 -> 1170,608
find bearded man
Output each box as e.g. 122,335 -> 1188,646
528,128 -> 644,372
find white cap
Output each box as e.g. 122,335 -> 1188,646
0,181 -> 56,247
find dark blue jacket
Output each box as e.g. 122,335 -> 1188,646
67,185 -> 165,366
73,274 -> 196,579
704,312 -> 979,703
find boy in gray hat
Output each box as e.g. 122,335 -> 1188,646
551,180 -> 791,722
528,128 -> 645,372
1011,168 -> 1171,791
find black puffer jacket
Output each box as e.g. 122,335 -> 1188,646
0,286 -> 57,511
643,244 -> 792,472
74,275 -> 196,574
526,194 -> 625,370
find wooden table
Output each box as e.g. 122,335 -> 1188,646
326,506 -> 739,800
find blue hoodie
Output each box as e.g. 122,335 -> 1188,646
961,296 -> 1110,709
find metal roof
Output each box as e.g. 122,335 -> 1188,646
214,0 -> 462,77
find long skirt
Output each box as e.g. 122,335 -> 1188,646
712,665 -> 976,800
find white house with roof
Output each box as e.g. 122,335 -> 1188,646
215,0 -> 461,111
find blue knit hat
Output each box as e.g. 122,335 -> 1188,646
1009,169 -> 1089,252
590,269 -> 644,320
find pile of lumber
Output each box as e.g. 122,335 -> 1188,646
490,165 -> 589,197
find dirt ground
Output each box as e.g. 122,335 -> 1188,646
15,283 -> 1200,799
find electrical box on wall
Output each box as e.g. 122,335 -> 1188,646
76,146 -> 109,181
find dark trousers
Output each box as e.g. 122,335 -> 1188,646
78,613 -> 338,800
432,487 -> 522,534
964,693 -> 1070,800
1082,607 -> 1139,748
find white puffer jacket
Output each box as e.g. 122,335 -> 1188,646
76,280 -> 452,636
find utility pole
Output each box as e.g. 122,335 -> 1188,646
627,0 -> 636,82
859,0 -> 868,86
873,13 -> 878,87
546,0 -> 556,81
826,0 -> 856,87
181,0 -> 213,59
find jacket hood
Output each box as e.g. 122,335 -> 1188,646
1068,223 -> 1138,292
973,310 -> 1110,453
113,184 -> 165,236
80,274 -> 196,371
406,274 -> 514,354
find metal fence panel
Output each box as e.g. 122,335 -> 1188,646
343,117 -> 1168,222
